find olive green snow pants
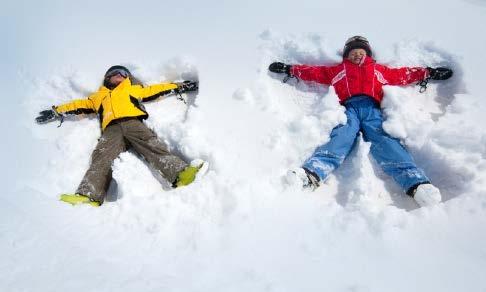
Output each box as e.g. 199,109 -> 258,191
76,118 -> 188,203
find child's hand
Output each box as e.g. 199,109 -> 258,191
175,81 -> 198,93
269,62 -> 291,75
427,67 -> 453,80
35,107 -> 61,124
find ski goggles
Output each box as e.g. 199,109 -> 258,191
105,68 -> 130,79
345,36 -> 369,45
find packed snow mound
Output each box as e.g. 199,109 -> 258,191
13,33 -> 486,291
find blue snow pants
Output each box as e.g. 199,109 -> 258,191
303,95 -> 429,192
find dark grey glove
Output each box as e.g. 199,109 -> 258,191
35,107 -> 61,124
175,80 -> 198,93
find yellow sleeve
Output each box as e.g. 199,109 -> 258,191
55,98 -> 96,115
130,83 -> 178,102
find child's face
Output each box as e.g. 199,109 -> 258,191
347,48 -> 367,64
108,73 -> 126,87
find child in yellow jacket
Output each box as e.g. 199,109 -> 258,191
36,65 -> 205,206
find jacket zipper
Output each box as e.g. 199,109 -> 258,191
360,63 -> 365,94
109,92 -> 115,119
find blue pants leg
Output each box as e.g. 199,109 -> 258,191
303,107 -> 360,181
303,95 -> 430,191
359,101 -> 430,191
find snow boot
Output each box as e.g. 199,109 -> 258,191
60,194 -> 100,207
408,183 -> 442,207
174,159 -> 209,188
285,167 -> 320,189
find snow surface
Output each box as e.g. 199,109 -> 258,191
2,0 -> 486,291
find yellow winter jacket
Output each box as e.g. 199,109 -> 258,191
55,78 -> 178,130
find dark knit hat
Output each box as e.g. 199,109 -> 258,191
104,65 -> 131,78
343,36 -> 372,57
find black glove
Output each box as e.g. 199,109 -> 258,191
427,67 -> 453,80
35,108 -> 61,124
175,80 -> 198,93
269,62 -> 291,75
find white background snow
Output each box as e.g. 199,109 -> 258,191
1,0 -> 486,291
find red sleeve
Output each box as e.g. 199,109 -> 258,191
290,65 -> 335,85
378,64 -> 429,86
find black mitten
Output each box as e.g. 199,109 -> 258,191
269,62 -> 291,75
427,67 -> 453,80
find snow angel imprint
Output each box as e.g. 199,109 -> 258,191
269,36 -> 453,207
36,65 -> 207,207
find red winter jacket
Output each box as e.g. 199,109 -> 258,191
290,56 -> 429,104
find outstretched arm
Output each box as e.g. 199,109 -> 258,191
36,97 -> 96,124
131,81 -> 198,102
378,65 -> 429,86
130,83 -> 179,102
55,98 -> 96,115
379,65 -> 453,89
268,62 -> 335,85
290,65 -> 335,85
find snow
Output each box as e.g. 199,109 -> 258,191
2,0 -> 486,291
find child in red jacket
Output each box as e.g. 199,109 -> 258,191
269,36 -> 452,207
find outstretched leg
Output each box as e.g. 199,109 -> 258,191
76,124 -> 127,203
360,104 -> 430,192
303,107 -> 360,181
122,119 -> 188,184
